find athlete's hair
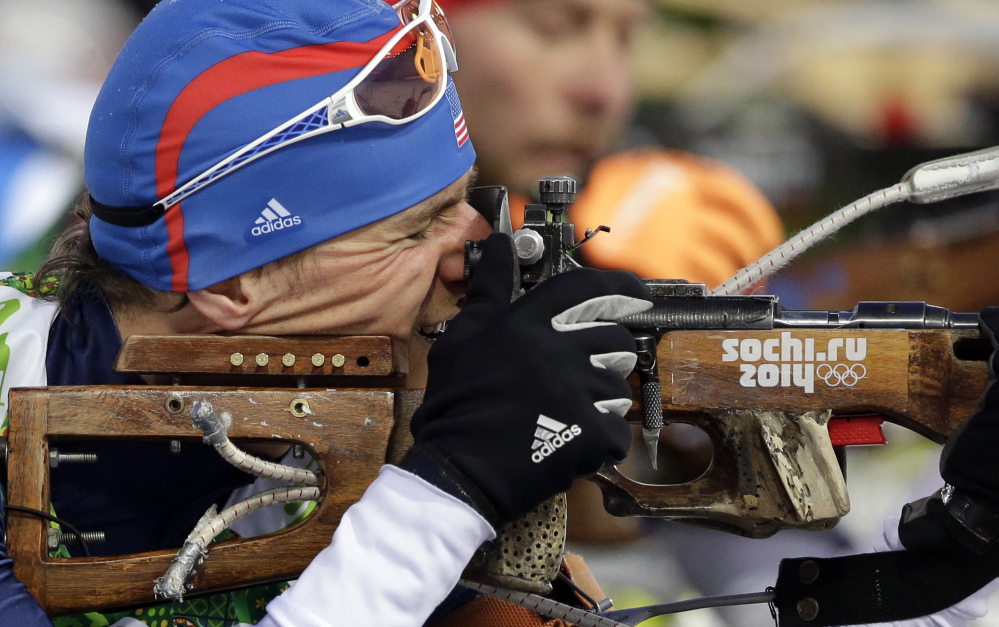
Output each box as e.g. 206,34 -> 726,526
37,195 -> 314,315
37,197 -> 165,312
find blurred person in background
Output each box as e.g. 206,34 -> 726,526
437,0 -> 784,288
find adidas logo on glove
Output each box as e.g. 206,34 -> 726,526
531,415 -> 582,463
251,198 -> 302,236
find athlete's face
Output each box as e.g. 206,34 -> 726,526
226,169 -> 490,349
449,0 -> 646,197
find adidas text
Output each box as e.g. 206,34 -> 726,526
251,199 -> 303,237
532,424 -> 582,463
252,215 -> 301,236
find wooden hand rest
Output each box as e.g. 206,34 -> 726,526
599,328 -> 990,538
7,335 -> 419,615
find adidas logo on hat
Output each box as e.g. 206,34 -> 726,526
531,415 -> 582,464
251,198 -> 302,236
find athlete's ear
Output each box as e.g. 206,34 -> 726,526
187,274 -> 262,331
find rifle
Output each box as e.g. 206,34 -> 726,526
3,147 -> 997,616
465,157 -> 993,540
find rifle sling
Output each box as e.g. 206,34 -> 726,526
774,549 -> 999,626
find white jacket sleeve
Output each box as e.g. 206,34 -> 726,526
256,465 -> 496,627
858,515 -> 999,627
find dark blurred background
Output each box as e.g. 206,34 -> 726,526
627,0 -> 999,312
3,0 -> 998,314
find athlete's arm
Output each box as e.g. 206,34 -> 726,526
256,465 -> 495,627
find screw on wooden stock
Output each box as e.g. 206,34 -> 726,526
331,354 -> 346,368
49,448 -> 98,468
164,394 -> 185,414
290,399 -> 311,418
255,353 -> 269,367
47,528 -> 105,550
311,353 -> 325,367
282,353 -> 296,367
230,352 -> 244,366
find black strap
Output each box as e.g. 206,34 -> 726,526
899,487 -> 999,556
944,486 -> 999,552
89,194 -> 165,227
774,549 -> 999,626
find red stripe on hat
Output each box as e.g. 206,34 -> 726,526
155,28 -> 401,292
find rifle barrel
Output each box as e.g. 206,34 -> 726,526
617,298 -> 979,332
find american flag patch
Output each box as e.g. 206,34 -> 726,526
445,82 -> 469,147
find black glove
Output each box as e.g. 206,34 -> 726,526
900,307 -> 999,554
402,233 -> 652,527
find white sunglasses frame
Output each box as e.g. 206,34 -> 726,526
156,0 -> 457,211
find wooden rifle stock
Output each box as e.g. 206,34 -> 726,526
599,327 -> 989,538
6,335 -> 419,615
4,328 -> 988,614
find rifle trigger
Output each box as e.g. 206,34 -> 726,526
633,334 -> 662,470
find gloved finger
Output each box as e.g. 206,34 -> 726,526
980,306 -> 999,341
447,232 -> 517,339
554,323 -> 638,363
590,352 -> 638,378
980,307 -> 999,374
581,367 -> 635,413
519,268 -> 651,321
576,416 -> 632,474
552,294 -> 652,332
594,398 -> 633,417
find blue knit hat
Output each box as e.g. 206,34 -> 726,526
85,0 -> 476,292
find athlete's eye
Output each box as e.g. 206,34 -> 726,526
408,226 -> 432,241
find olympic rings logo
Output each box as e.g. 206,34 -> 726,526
816,363 -> 867,387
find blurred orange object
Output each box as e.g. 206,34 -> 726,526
512,149 -> 785,288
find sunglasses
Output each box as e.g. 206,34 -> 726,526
155,0 -> 457,212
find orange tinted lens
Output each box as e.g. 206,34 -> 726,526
353,29 -> 444,120
395,0 -> 451,50
430,2 -> 454,51
394,0 -> 422,25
